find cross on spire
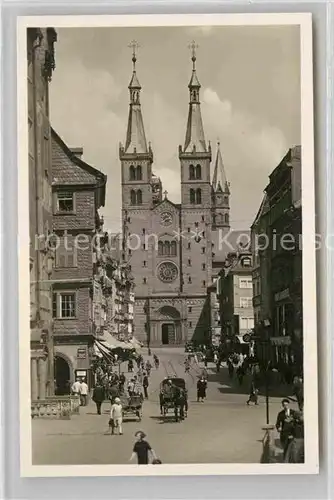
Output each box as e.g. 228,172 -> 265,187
163,190 -> 168,199
128,40 -> 140,69
188,40 -> 199,70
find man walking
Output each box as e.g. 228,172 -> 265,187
109,397 -> 123,435
71,378 -> 81,396
143,372 -> 149,399
92,384 -> 105,415
79,378 -> 89,406
276,399 -> 296,460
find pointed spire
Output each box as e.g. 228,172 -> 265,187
213,141 -> 229,193
125,40 -> 148,154
183,41 -> 207,153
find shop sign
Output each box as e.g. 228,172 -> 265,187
274,288 -> 290,302
77,348 -> 87,359
76,370 -> 87,377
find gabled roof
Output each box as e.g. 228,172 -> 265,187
51,128 -> 106,207
153,197 -> 180,213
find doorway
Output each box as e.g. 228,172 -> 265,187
54,356 -> 71,395
162,323 -> 175,345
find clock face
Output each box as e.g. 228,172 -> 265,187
160,211 -> 173,226
157,262 -> 178,283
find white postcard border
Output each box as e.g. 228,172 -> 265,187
17,12 -> 318,477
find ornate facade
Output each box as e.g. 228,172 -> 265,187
120,44 -> 232,347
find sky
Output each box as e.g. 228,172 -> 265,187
49,25 -> 301,232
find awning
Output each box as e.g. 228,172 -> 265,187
128,337 -> 142,350
93,344 -> 103,358
98,332 -> 124,349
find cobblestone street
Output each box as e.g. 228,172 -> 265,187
32,349 -> 296,465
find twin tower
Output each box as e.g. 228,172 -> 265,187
119,41 -> 231,347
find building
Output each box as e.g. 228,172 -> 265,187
217,248 -> 254,353
251,146 -> 302,372
28,27 -> 57,400
119,44 -> 234,347
51,129 -> 107,393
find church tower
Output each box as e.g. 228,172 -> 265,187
211,141 -> 230,232
179,42 -> 212,307
120,41 -> 155,214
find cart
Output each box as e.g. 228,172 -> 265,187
120,394 -> 143,422
159,378 -> 187,419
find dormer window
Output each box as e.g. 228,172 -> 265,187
242,257 -> 252,267
57,191 -> 74,213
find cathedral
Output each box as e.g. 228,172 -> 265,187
119,43 -> 232,347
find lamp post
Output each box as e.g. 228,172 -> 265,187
263,319 -> 271,425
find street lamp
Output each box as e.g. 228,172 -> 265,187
263,319 -> 271,425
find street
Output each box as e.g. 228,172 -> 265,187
32,348 -> 295,465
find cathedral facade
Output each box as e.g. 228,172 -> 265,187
119,45 -> 231,347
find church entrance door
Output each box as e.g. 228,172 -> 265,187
162,323 -> 175,345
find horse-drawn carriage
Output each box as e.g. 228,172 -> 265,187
120,394 -> 143,421
159,377 -> 187,421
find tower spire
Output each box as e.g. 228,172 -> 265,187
125,40 -> 148,153
212,141 -> 229,193
183,41 -> 206,153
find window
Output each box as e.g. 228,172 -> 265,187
195,164 -> 202,179
143,243 -> 146,250
136,165 -> 142,180
57,191 -> 74,212
188,307 -> 192,313
52,293 -> 57,318
188,258 -> 191,266
195,222 -> 199,228
128,249 -> 132,256
224,213 -> 229,224
158,241 -> 164,256
224,196 -> 229,204
143,261 -> 147,267
190,189 -> 195,204
239,278 -> 252,289
202,280 -> 206,287
129,165 -> 136,180
240,297 -> 252,308
187,227 -> 191,233
202,247 -> 205,254
158,240 -> 177,257
143,277 -> 147,284
240,317 -> 254,330
202,263 -> 206,270
142,228 -> 146,234
196,189 -> 202,204
137,190 -> 142,205
130,190 -> 142,205
55,235 -> 77,268
188,276 -> 192,283
189,322 -> 192,328
53,293 -> 76,318
189,164 -> 195,180
188,242 -> 191,250
242,257 -> 251,267
202,215 -> 205,222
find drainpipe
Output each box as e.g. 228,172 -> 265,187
32,30 -> 43,325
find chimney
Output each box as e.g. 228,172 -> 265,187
70,147 -> 83,159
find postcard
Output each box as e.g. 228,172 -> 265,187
17,13 -> 318,476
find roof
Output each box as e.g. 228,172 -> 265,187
251,193 -> 269,229
183,103 -> 207,153
51,128 -> 106,207
125,103 -> 148,154
128,70 -> 141,89
212,142 -> 229,193
188,70 -> 201,88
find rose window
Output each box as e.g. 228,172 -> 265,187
157,262 -> 178,283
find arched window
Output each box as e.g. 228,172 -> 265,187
130,190 -> 136,205
224,195 -> 229,204
158,241 -> 164,256
136,190 -> 142,205
170,241 -> 177,256
195,164 -> 202,179
224,213 -> 229,224
196,188 -> 202,205
136,165 -> 142,180
129,165 -> 136,181
190,189 -> 195,204
189,164 -> 195,180
163,241 -> 170,256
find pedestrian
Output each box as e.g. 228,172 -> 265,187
127,378 -> 135,397
293,376 -> 304,411
92,384 -> 105,415
275,398 -> 297,460
145,360 -> 152,375
284,411 -> 304,463
119,372 -> 126,393
246,380 -> 259,405
143,372 -> 149,399
153,354 -> 159,369
79,378 -> 89,406
129,431 -> 157,464
109,397 -> 123,435
213,352 -> 218,364
197,376 -> 207,402
236,365 -> 245,385
128,359 -> 134,372
203,354 -> 208,368
108,383 -> 119,403
227,358 -> 234,379
71,378 -> 81,396
137,367 -> 143,384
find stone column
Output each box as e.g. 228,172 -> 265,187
38,357 -> 47,399
31,357 -> 38,401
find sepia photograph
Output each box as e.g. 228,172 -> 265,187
18,14 -> 318,476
